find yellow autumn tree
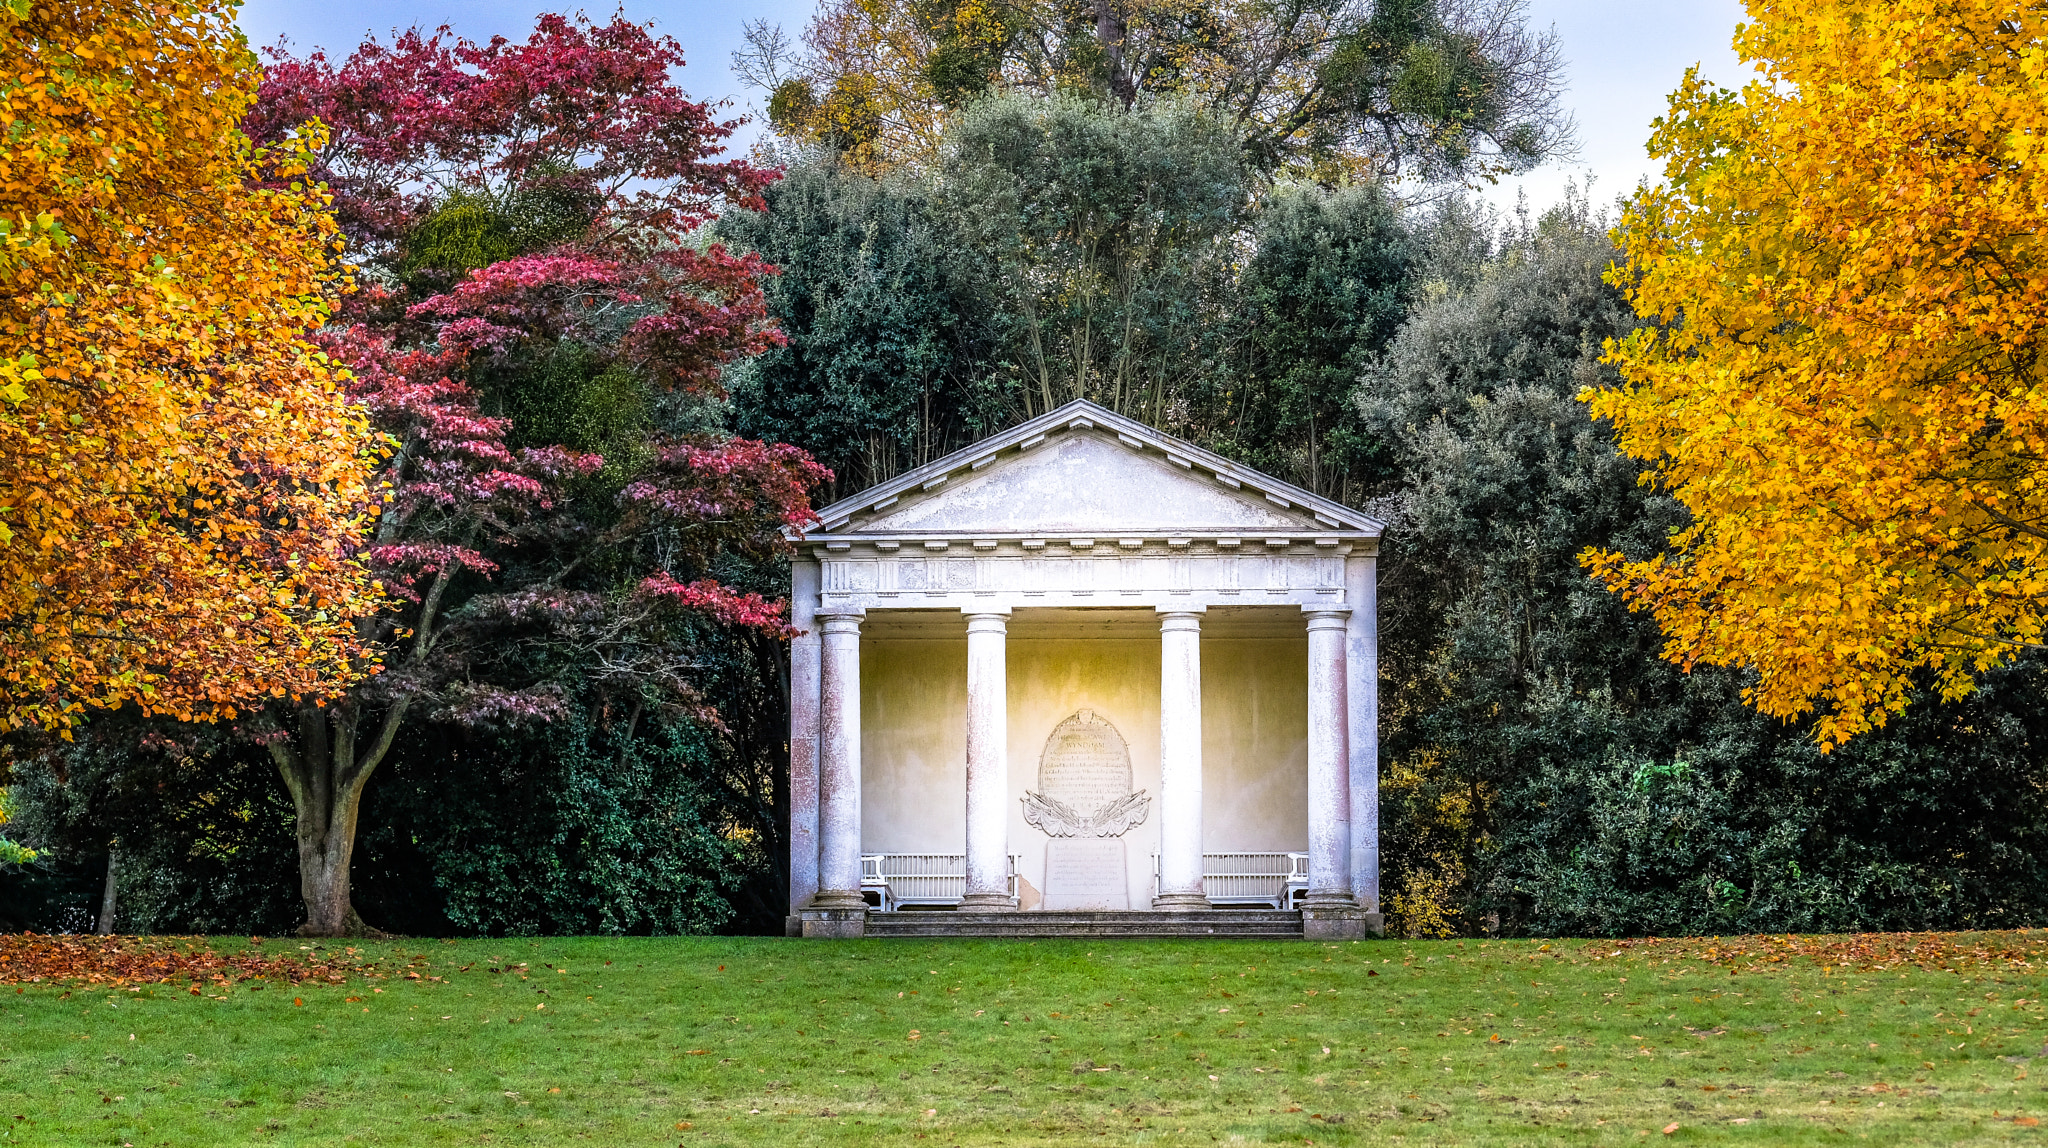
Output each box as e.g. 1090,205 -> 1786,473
0,0 -> 382,730
1586,0 -> 2048,747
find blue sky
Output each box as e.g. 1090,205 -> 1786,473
234,0 -> 1753,211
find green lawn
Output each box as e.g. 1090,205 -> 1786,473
2,932 -> 2045,1146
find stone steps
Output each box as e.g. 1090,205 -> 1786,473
863,909 -> 1305,939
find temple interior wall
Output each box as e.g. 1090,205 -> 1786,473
860,633 -> 1309,908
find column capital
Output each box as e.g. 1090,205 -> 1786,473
818,612 -> 864,635
1155,604 -> 1208,616
1303,606 -> 1352,631
961,606 -> 1012,619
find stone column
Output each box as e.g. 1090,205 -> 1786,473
805,611 -> 867,937
1346,552 -> 1385,933
1153,608 -> 1209,910
960,610 -> 1014,910
786,556 -> 822,935
1302,608 -> 1357,909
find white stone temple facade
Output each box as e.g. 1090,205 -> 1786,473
787,400 -> 1383,939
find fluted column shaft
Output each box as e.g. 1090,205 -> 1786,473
811,612 -> 866,909
960,610 -> 1014,909
1303,607 -> 1357,907
1154,608 -> 1209,909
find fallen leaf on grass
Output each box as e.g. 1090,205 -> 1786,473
1,934 -> 380,990
1622,931 -> 2048,976
1663,1123 -> 1680,1135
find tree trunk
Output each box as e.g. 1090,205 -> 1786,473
94,846 -> 118,935
270,699 -> 409,937
1093,0 -> 1133,104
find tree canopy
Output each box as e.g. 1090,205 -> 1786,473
736,0 -> 1574,182
723,95 -> 1413,502
0,0 -> 382,732
1587,0 -> 2048,747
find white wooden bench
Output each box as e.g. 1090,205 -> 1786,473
860,853 -> 1021,911
1152,851 -> 1308,909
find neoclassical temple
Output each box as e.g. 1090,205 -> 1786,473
787,401 -> 1383,940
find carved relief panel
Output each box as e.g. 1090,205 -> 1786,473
1021,710 -> 1151,838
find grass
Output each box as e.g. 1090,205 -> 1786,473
1,931 -> 2045,1146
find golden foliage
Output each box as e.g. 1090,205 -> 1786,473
1389,851 -> 1466,940
0,0 -> 381,730
786,0 -> 951,168
1382,751 -> 1480,939
1586,0 -> 2048,747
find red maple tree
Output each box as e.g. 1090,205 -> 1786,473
246,14 -> 827,935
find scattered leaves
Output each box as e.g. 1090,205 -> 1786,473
0,934 -> 378,988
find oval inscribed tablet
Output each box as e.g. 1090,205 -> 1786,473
1038,709 -> 1132,818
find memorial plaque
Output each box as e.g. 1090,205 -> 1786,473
1021,710 -> 1150,837
1041,838 -> 1129,910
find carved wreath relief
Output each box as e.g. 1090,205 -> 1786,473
1021,709 -> 1151,838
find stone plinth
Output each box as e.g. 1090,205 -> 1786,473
1300,905 -> 1383,940
800,907 -> 868,939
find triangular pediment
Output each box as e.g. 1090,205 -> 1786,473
862,433 -> 1308,534
810,401 -> 1382,540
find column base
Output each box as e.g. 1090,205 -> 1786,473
1300,904 -> 1384,940
799,907 -> 868,939
1152,892 -> 1213,911
957,894 -> 1017,911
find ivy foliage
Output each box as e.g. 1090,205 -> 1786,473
355,707 -> 757,937
0,699 -> 768,937
1499,659 -> 2048,937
